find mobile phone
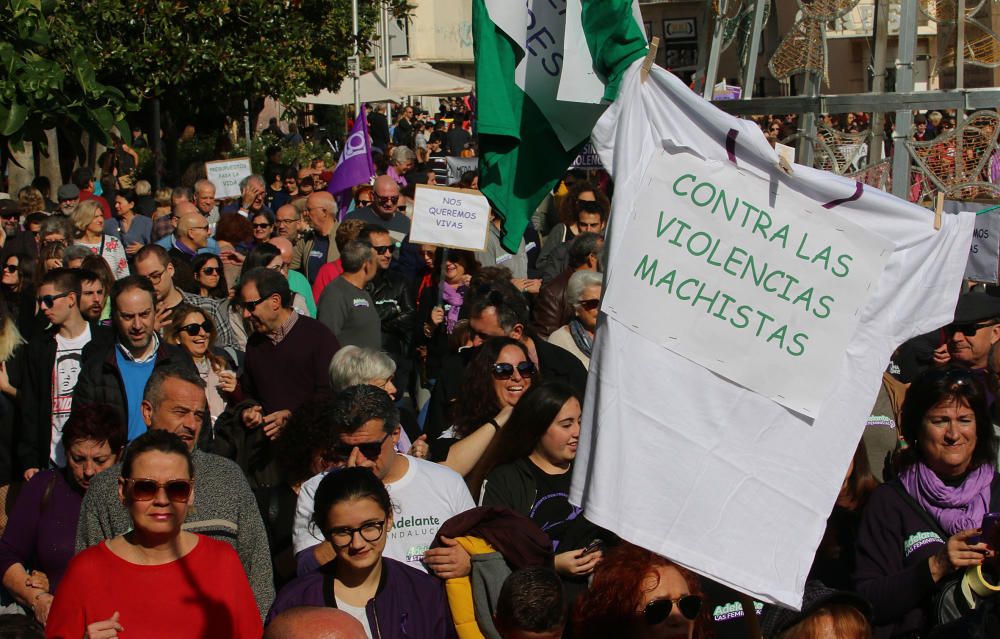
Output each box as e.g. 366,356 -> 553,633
983,512 -> 1000,549
580,539 -> 604,556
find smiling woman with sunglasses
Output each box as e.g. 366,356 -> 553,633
46,430 -> 263,638
164,303 -> 238,427
434,337 -> 538,476
268,467 -> 457,638
573,543 -> 708,639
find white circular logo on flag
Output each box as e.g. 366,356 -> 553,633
342,131 -> 367,160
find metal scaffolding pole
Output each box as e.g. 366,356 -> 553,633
868,0 -> 890,164
890,0 -> 917,199
702,2 -> 726,100
741,0 -> 768,99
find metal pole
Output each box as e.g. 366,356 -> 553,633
868,0 -> 890,165
890,0 -> 918,199
797,72 -> 820,166
243,99 -> 252,160
383,4 -> 393,121
741,0 -> 767,99
956,0 -> 966,126
703,3 -> 726,100
352,0 -> 360,117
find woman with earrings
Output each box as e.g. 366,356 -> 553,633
45,430 -> 262,638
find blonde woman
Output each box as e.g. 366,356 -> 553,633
70,200 -> 129,279
0,303 -> 24,536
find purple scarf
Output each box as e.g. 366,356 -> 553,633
900,461 -> 994,535
441,282 -> 465,334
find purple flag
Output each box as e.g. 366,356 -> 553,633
327,105 -> 376,218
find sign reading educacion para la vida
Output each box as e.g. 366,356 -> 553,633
602,150 -> 893,418
409,184 -> 491,252
205,157 -> 252,199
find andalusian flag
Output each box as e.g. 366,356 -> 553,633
473,0 -> 648,252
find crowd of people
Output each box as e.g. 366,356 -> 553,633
0,95 -> 996,639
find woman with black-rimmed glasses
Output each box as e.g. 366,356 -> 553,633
46,430 -> 262,638
268,467 -> 456,638
573,543 -> 709,639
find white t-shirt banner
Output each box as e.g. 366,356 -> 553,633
205,157 -> 252,199
572,59 -> 974,609
409,184 -> 491,252
602,150 -> 892,418
952,200 -> 1000,283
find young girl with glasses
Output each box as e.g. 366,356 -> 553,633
46,430 -> 262,638
268,467 -> 456,638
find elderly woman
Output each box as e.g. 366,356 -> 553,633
70,200 -> 129,280
329,345 -> 426,458
0,405 -> 125,625
387,146 -> 416,187
548,270 -> 601,368
46,430 -> 262,638
854,365 -> 1000,637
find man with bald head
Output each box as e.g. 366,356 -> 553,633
344,175 -> 410,238
291,191 -> 340,284
274,203 -> 303,244
264,607 -> 365,639
269,236 -> 316,317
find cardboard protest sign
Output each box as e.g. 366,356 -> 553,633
573,60 -> 974,608
602,150 -> 892,418
409,184 -> 490,251
205,158 -> 252,199
950,200 -> 1000,283
445,157 -> 478,185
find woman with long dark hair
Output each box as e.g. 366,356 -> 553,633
854,364 -> 1000,637
434,337 -> 536,474
1,253 -> 37,336
192,253 -> 229,300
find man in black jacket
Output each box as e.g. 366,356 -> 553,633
423,279 -> 588,446
18,269 -> 110,478
360,224 -> 416,398
74,275 -> 198,442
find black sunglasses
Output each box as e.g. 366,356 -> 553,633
37,291 -> 72,309
492,361 -> 536,380
243,297 -> 265,312
179,321 -> 212,337
946,320 -> 998,337
372,245 -> 393,255
3,264 -> 18,273
641,595 -> 703,624
252,222 -> 272,230
375,194 -> 399,204
578,298 -> 600,311
330,433 -> 390,462
200,266 -> 219,276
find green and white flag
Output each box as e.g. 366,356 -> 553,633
473,0 -> 648,252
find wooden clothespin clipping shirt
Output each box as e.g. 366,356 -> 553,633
641,37 -> 660,82
934,192 -> 944,231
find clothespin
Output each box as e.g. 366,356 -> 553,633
776,155 -> 794,176
933,192 -> 944,231
641,37 -> 660,82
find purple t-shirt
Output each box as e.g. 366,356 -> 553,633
0,469 -> 82,591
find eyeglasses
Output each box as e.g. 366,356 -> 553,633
125,478 -> 193,503
325,519 -> 387,548
3,264 -> 18,273
492,361 -> 536,380
179,321 -> 212,336
357,199 -> 373,206
144,268 -> 166,284
578,298 -> 601,311
252,222 -> 273,230
192,225 -> 209,231
243,297 -> 266,312
372,245 -> 393,255
946,320 -> 998,337
200,266 -> 219,276
37,291 -> 72,308
276,217 -> 300,225
0,214 -> 18,220
641,596 -> 702,624
330,433 -> 390,462
375,194 -> 399,205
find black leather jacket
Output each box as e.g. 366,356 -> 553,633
365,268 -> 416,357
